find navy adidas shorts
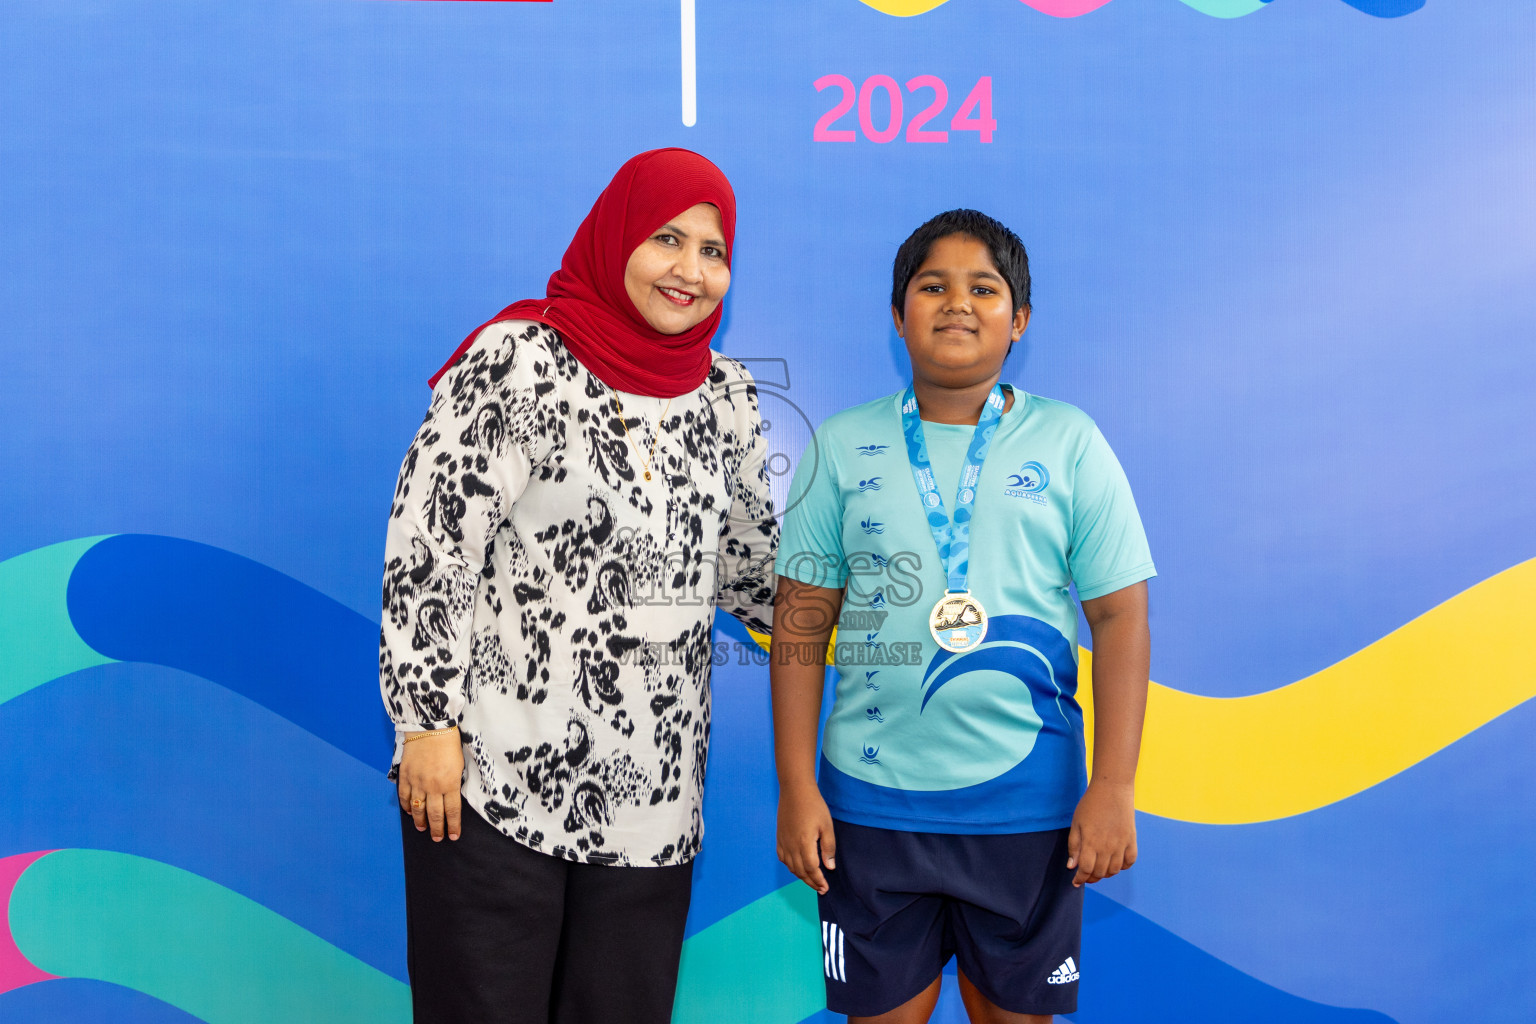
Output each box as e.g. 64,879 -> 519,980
818,820 -> 1083,1017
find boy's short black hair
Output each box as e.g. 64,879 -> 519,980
891,209 -> 1031,315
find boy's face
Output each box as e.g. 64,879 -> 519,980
892,234 -> 1029,390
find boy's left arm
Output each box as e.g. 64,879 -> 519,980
1069,580 -> 1150,887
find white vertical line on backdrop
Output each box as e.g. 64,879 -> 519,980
680,0 -> 697,126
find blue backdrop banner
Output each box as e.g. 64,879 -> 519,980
2,1 -> 1533,1022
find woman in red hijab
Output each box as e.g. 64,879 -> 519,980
379,149 -> 777,1024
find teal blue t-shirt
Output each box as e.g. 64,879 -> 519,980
774,386 -> 1155,833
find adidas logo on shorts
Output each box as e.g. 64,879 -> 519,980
1046,957 -> 1080,985
822,922 -> 847,982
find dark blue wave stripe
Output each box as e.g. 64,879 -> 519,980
1103,694 -> 1536,1023
1,663 -> 407,982
0,978 -> 202,1023
1072,890 -> 1397,1023
1336,0 -> 1426,17
67,535 -> 393,772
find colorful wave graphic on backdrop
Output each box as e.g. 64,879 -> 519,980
3,534 -> 1526,1021
858,0 -> 1424,18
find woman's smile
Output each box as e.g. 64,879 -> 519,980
658,286 -> 697,306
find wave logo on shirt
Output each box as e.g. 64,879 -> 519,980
858,476 -> 883,491
856,444 -> 889,456
1005,461 -> 1050,506
859,744 -> 882,765
919,614 -> 1076,715
861,517 -> 885,534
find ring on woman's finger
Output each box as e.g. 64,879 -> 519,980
411,798 -> 425,809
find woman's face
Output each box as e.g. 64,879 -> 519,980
624,203 -> 731,335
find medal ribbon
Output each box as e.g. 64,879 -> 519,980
900,384 -> 1006,595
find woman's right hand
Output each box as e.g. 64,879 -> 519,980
777,779 -> 837,894
397,728 -> 465,842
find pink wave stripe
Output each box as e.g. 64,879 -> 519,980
0,851 -> 58,995
1018,0 -> 1116,15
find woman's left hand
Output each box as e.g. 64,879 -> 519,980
397,728 -> 465,842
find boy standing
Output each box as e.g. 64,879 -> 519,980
772,210 -> 1155,1023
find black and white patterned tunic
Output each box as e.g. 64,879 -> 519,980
380,321 -> 776,866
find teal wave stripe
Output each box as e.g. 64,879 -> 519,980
1180,0 -> 1268,17
9,850 -> 410,1024
0,538 -> 114,705
674,882 -> 825,1023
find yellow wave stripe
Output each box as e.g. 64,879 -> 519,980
1082,557 -> 1536,823
750,558 -> 1536,823
857,0 -> 952,14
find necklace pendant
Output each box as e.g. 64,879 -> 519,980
644,471 -> 652,481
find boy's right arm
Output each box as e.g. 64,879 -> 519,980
771,576 -> 844,895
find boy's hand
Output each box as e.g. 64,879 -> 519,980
777,780 -> 837,894
1066,779 -> 1136,887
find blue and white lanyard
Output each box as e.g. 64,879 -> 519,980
899,384 -> 1006,595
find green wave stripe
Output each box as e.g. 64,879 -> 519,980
0,537 -> 114,705
674,881 -> 824,1023
9,850 -> 411,1024
1179,0 -> 1269,18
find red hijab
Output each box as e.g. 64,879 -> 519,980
428,148 -> 737,396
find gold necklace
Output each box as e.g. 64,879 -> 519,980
613,395 -> 672,481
